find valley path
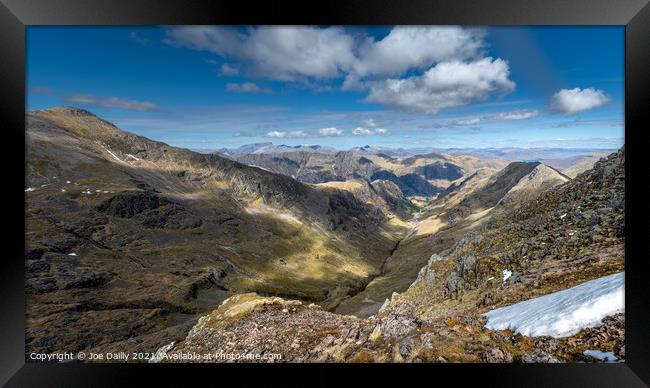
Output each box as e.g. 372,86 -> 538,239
333,211 -> 430,317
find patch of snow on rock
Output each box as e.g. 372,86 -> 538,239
583,349 -> 621,363
484,272 -> 624,338
68,253 -> 77,256
25,187 -> 35,192
502,269 -> 512,283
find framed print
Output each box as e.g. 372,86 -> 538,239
1,0 -> 649,386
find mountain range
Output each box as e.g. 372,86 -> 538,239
25,106 -> 624,363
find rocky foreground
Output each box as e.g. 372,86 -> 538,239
155,293 -> 623,363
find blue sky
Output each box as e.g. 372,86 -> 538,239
27,26 -> 624,150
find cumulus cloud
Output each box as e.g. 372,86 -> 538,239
352,127 -> 389,136
226,82 -> 270,93
164,26 -> 514,114
364,58 -> 515,114
266,130 -> 307,138
62,93 -> 158,111
164,26 -> 485,81
164,26 -> 355,81
349,26 -> 485,78
550,88 -> 610,115
318,127 -> 343,136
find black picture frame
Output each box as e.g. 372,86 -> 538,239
1,0 -> 649,386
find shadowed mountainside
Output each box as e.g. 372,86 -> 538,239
25,106 -> 408,357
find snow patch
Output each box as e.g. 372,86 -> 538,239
583,349 -> 621,363
484,272 -> 624,338
502,269 -> 512,283
127,154 -> 140,161
25,187 -> 35,192
104,147 -> 122,162
560,213 -> 567,219
68,253 -> 77,256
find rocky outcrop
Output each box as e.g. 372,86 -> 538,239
97,191 -> 202,229
159,293 -> 625,363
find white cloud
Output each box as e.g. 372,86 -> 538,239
493,109 -> 539,120
349,26 -> 485,78
352,127 -> 389,136
63,93 -> 157,111
165,26 -> 486,83
226,82 -> 270,93
219,63 -> 240,76
551,88 -> 610,115
164,26 -> 514,115
352,127 -> 372,135
318,127 -> 343,136
266,130 -> 307,138
165,26 -> 355,81
365,58 -> 515,114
